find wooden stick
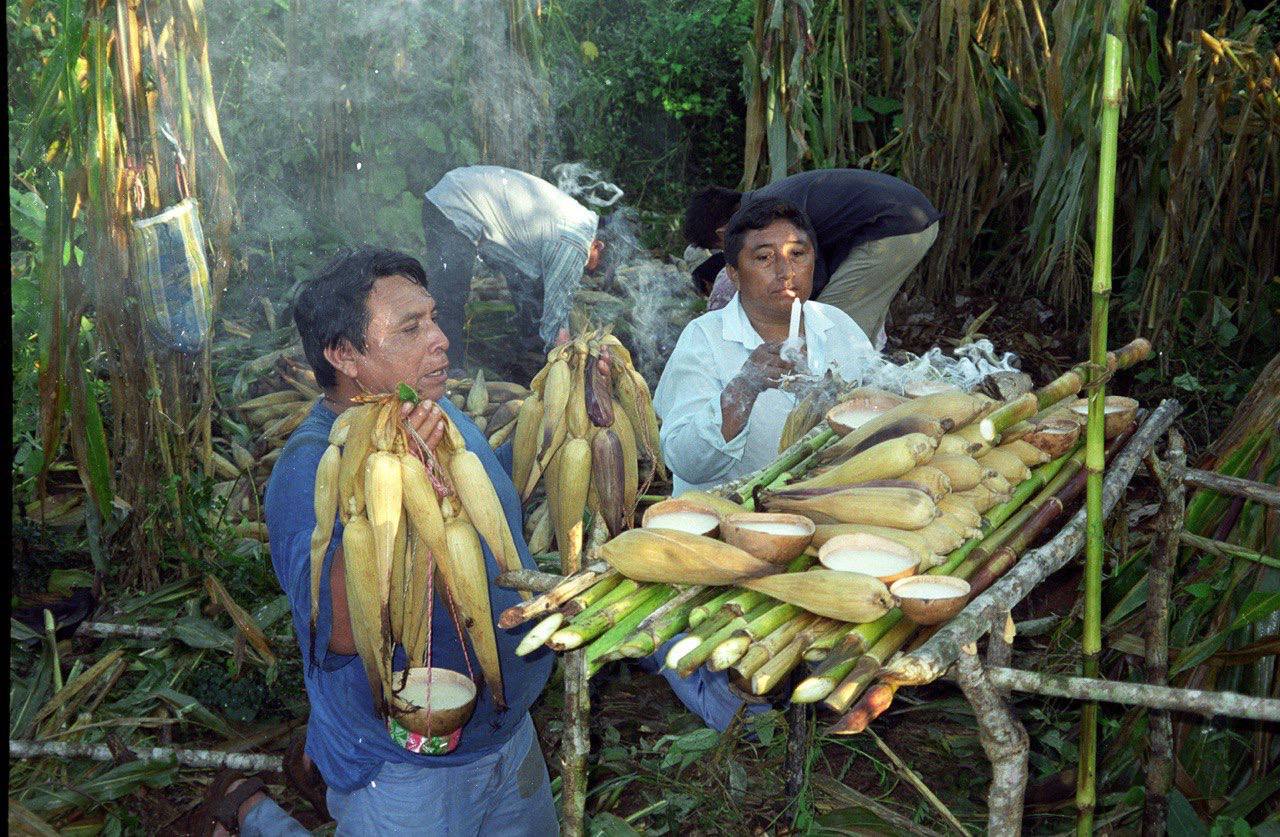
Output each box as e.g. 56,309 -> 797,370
1142,432 -> 1183,837
9,739 -> 283,772
880,399 -> 1182,686
981,668 -> 1280,722
1183,467 -> 1280,509
954,647 -> 1029,835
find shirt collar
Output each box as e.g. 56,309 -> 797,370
719,295 -> 835,348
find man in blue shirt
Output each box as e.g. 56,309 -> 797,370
193,248 -> 557,836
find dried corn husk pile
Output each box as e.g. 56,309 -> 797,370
311,389 -> 522,724
513,329 -> 666,572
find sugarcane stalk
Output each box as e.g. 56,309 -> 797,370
584,585 -> 682,677
728,427 -> 836,505
558,572 -> 626,617
550,583 -> 667,651
607,587 -> 719,661
709,603 -> 804,672
565,578 -> 641,625
824,618 -> 918,716
516,612 -> 564,656
803,623 -> 852,662
734,613 -> 825,679
688,588 -> 741,628
1078,34 -> 1124,837
497,562 -> 612,629
751,623 -> 823,695
677,601 -> 777,677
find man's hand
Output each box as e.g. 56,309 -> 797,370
401,398 -> 447,454
737,342 -> 795,392
719,342 -> 794,442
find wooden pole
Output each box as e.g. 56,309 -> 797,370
1141,432 -> 1184,836
955,647 -> 1029,835
10,739 -> 283,773
1077,34 -> 1124,836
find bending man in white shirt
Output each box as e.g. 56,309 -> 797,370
654,198 -> 882,495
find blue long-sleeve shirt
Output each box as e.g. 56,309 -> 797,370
264,398 -> 552,793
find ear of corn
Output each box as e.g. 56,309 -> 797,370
611,398 -> 640,523
555,438 -> 593,573
389,509 -> 410,641
341,514 -> 389,718
928,453 -> 994,492
512,394 -> 544,501
338,405 -> 379,520
364,451 -> 404,609
465,369 -> 489,416
308,444 -> 343,668
449,450 -> 522,579
590,428 -> 627,538
761,484 -> 939,529
785,433 -> 939,491
810,523 -> 938,561
937,494 -> 982,529
954,483 -> 1010,513
441,519 -> 505,708
815,413 -> 946,466
917,518 -> 968,553
565,347 -> 590,441
585,352 -> 615,428
526,507 -> 553,554
538,358 -> 572,465
898,465 -> 952,500
741,570 -> 894,623
601,528 -> 775,584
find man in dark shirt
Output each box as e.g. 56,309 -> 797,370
684,169 -> 941,348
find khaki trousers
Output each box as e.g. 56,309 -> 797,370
815,220 -> 940,349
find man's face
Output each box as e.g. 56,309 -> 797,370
348,274 -> 451,402
727,219 -> 815,319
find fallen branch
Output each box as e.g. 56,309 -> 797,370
881,400 -> 1182,686
9,739 -> 283,772
494,567 -> 570,595
74,622 -> 167,641
1183,468 -> 1280,508
954,648 -> 1028,836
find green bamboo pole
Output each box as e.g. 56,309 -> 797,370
708,603 -> 804,671
1077,33 -> 1124,837
734,614 -> 826,678
584,586 -> 681,677
608,587 -> 720,661
676,601 -> 777,677
687,588 -> 742,629
550,583 -> 667,651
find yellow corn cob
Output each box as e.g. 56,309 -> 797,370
998,439 -> 1053,467
928,453 -> 995,492
936,422 -> 992,458
917,518 -> 967,553
389,507 -> 409,641
488,419 -> 516,448
763,485 -> 939,529
239,389 -> 306,411
449,450 -> 524,583
338,405 -> 379,520
538,358 -> 572,463
364,451 -> 404,609
441,519 -> 505,708
309,444 -> 343,662
897,465 -> 952,500
954,483 -> 1010,514
601,529 -> 773,584
555,438 -> 593,573
512,394 -> 544,501
590,428 -> 627,538
742,570 -> 894,623
937,494 -> 982,529
935,510 -> 980,540
526,507 -> 553,555
466,369 -> 489,416
675,491 -> 748,517
342,514 -> 389,717
901,391 -> 992,428
786,433 -> 938,491
978,448 -> 1032,485
983,471 -> 1016,496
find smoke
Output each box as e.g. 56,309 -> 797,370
552,163 -> 625,208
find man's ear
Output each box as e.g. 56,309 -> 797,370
725,264 -> 740,286
323,338 -> 362,382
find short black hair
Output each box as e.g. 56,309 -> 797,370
683,185 -> 743,250
293,247 -> 429,389
723,198 -> 818,268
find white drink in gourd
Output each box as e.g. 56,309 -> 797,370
896,580 -> 965,599
823,549 -> 914,576
646,511 -> 718,534
400,676 -> 473,710
905,381 -> 957,397
736,521 -> 809,536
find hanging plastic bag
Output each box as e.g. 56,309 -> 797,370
129,196 -> 212,354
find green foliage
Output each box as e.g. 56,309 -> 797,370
541,0 -> 753,225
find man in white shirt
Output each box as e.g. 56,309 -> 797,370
422,166 -> 613,370
654,198 -> 882,495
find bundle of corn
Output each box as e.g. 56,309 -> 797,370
310,385 -> 523,725
513,330 -> 665,572
443,373 -> 532,445
499,339 -> 1153,695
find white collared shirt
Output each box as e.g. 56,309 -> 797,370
653,295 -> 880,495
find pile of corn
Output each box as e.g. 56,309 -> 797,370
502,337 -> 1157,702
760,389 -> 1074,562
309,388 -> 522,723
513,329 -> 666,572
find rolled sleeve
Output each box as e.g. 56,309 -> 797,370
653,329 -> 752,489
